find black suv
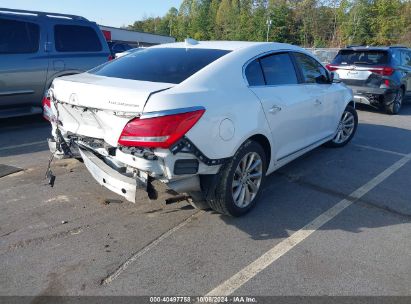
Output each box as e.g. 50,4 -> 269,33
327,46 -> 411,114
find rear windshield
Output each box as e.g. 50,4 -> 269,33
332,50 -> 389,65
91,48 -> 231,84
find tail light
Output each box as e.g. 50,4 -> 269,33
368,66 -> 394,76
42,92 -> 52,121
118,109 -> 205,149
326,64 -> 339,71
108,55 -> 114,61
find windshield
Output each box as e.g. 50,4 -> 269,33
91,48 -> 231,84
332,50 -> 389,65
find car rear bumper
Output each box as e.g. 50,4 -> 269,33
79,148 -> 146,203
348,85 -> 397,107
48,135 -> 217,202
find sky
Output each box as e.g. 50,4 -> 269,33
0,0 -> 183,27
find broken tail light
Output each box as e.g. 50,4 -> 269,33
118,108 -> 205,149
42,92 -> 52,121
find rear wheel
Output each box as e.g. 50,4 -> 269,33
207,140 -> 267,217
385,89 -> 404,115
326,105 -> 358,148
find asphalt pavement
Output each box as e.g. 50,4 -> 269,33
0,104 -> 410,298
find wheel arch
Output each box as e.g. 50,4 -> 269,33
400,84 -> 406,93
248,134 -> 271,168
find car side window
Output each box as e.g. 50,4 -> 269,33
54,25 -> 102,52
0,18 -> 39,54
293,52 -> 329,84
401,50 -> 411,67
391,50 -> 401,65
245,59 -> 265,86
259,53 -> 298,85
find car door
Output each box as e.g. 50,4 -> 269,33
246,52 -> 315,162
291,52 -> 339,142
48,22 -> 107,82
0,16 -> 49,109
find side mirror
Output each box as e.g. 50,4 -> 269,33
315,74 -> 329,84
330,71 -> 341,83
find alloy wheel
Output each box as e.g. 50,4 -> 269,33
333,110 -> 355,144
394,90 -> 403,113
232,152 -> 263,208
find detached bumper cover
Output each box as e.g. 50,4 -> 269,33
79,148 -> 146,203
348,86 -> 397,106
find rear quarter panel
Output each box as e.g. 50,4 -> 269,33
143,47 -> 273,161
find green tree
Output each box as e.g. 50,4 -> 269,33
125,0 -> 411,47
371,0 -> 405,45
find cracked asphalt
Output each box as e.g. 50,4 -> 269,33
0,103 -> 410,297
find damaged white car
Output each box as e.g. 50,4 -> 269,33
44,40 -> 357,216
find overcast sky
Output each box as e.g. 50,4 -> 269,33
0,0 -> 183,27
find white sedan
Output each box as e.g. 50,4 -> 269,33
44,40 -> 357,217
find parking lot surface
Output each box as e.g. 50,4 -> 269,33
0,104 -> 410,297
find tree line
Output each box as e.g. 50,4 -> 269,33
128,0 -> 411,47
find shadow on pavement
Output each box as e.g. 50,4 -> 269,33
218,123 -> 411,241
0,115 -> 50,157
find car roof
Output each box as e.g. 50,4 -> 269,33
151,40 -> 302,52
0,7 -> 90,23
340,46 -> 409,52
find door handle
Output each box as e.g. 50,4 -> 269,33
314,99 -> 322,105
269,105 -> 282,114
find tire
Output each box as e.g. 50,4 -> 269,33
207,140 -> 267,217
325,105 -> 358,148
385,88 -> 404,115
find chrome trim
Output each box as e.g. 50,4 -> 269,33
140,106 -> 206,119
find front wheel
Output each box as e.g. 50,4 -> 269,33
326,105 -> 358,148
207,140 -> 267,217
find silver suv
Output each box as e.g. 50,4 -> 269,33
0,8 -> 110,118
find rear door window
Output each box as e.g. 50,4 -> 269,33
245,59 -> 265,86
260,53 -> 298,85
0,18 -> 39,54
332,50 -> 389,65
293,52 -> 328,84
91,48 -> 230,84
54,25 -> 102,52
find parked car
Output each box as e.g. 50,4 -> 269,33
107,41 -> 133,59
0,8 -> 110,118
44,40 -> 357,217
306,48 -> 339,65
326,46 -> 411,114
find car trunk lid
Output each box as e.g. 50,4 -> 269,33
51,73 -> 173,146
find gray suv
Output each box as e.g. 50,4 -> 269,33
327,46 -> 411,114
0,8 -> 110,118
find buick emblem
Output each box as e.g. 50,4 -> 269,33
69,93 -> 79,105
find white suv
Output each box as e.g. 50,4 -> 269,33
45,41 -> 357,216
